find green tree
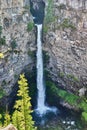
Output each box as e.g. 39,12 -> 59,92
12,74 -> 36,130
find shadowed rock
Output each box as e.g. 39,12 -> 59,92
30,0 -> 45,24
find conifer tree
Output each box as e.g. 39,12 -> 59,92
12,74 -> 36,130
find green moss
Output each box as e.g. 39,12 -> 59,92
27,22 -> 34,32
82,112 -> 87,121
46,80 -> 87,122
46,81 -> 78,106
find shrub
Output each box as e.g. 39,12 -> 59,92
11,39 -> 17,50
27,22 -> 34,32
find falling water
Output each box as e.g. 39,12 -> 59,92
36,24 -> 57,115
36,24 -> 46,114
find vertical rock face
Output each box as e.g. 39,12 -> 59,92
44,0 -> 87,94
0,0 -> 35,96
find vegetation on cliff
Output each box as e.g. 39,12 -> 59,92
46,80 -> 87,123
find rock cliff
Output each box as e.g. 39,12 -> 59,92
44,0 -> 87,95
0,0 -> 87,101
0,0 -> 35,96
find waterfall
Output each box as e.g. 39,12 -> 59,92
36,24 -> 45,109
36,24 -> 46,115
36,24 -> 57,115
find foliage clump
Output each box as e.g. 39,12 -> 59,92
27,22 -> 34,32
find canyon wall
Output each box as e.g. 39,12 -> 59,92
0,0 -> 87,98
0,0 -> 35,95
44,0 -> 87,95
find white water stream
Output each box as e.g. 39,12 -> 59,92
36,24 -> 57,115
